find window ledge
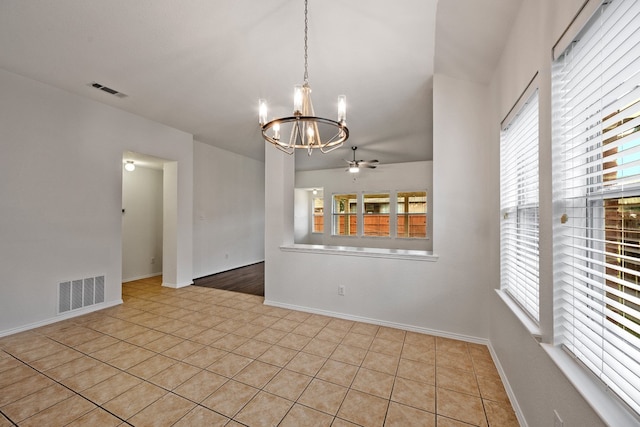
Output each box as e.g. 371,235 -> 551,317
280,244 -> 438,262
495,289 -> 542,341
541,344 -> 640,426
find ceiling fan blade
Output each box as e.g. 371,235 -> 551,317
359,160 -> 379,166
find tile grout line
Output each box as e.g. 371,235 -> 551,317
0,350 -> 133,426
0,407 -> 17,426
2,303 -> 239,424
1,278 -> 515,426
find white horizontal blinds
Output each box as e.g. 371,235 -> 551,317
500,90 -> 540,322
554,0 -> 640,414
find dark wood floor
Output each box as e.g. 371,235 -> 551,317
192,262 -> 264,296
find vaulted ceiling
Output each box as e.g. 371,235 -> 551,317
0,0 -> 521,171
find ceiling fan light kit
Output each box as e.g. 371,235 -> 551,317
346,146 -> 378,173
258,0 -> 349,156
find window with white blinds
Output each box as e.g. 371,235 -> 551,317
553,0 -> 640,414
500,90 -> 540,322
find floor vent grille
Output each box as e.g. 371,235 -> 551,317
59,275 -> 105,314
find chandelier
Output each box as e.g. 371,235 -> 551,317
258,0 -> 349,155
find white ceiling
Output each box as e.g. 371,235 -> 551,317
0,0 -> 521,171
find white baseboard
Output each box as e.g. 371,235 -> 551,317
162,281 -> 193,289
263,299 -> 489,345
487,342 -> 528,427
122,272 -> 162,283
265,299 -> 528,425
0,299 -> 123,338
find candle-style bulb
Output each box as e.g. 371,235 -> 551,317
293,85 -> 303,114
338,95 -> 347,123
273,123 -> 280,140
258,99 -> 268,125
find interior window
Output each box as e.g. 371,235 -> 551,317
363,193 -> 390,237
312,195 -> 324,233
397,191 -> 427,238
332,193 -> 358,236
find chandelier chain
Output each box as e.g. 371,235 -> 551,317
303,0 -> 309,84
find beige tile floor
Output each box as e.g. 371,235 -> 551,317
0,276 -> 519,426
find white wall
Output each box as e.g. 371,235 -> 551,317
264,81 -> 492,340
122,166 -> 163,282
295,162 -> 433,251
192,142 -> 265,278
0,68 -> 193,334
486,0 -> 615,425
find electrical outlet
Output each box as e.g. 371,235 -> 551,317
553,410 -> 563,427
151,257 -> 155,264
338,285 -> 345,296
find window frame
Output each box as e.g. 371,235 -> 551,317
331,193 -> 358,237
396,191 -> 428,239
552,0 -> 640,416
500,87 -> 540,323
363,192 -> 391,237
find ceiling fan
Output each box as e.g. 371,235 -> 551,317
346,146 -> 379,173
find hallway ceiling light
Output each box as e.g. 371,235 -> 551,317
124,160 -> 135,172
258,0 -> 349,156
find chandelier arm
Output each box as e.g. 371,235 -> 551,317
287,119 -> 298,149
319,130 -> 348,152
320,142 -> 344,154
321,129 -> 346,146
274,143 -> 295,155
262,133 -> 295,154
293,118 -> 305,148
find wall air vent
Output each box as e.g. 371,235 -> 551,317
58,275 -> 105,314
89,82 -> 127,98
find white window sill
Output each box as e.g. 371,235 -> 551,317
280,244 -> 438,262
541,344 -> 640,426
495,289 -> 542,341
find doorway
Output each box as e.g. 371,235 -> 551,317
122,152 -> 165,283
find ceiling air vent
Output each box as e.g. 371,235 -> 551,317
89,82 -> 128,98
